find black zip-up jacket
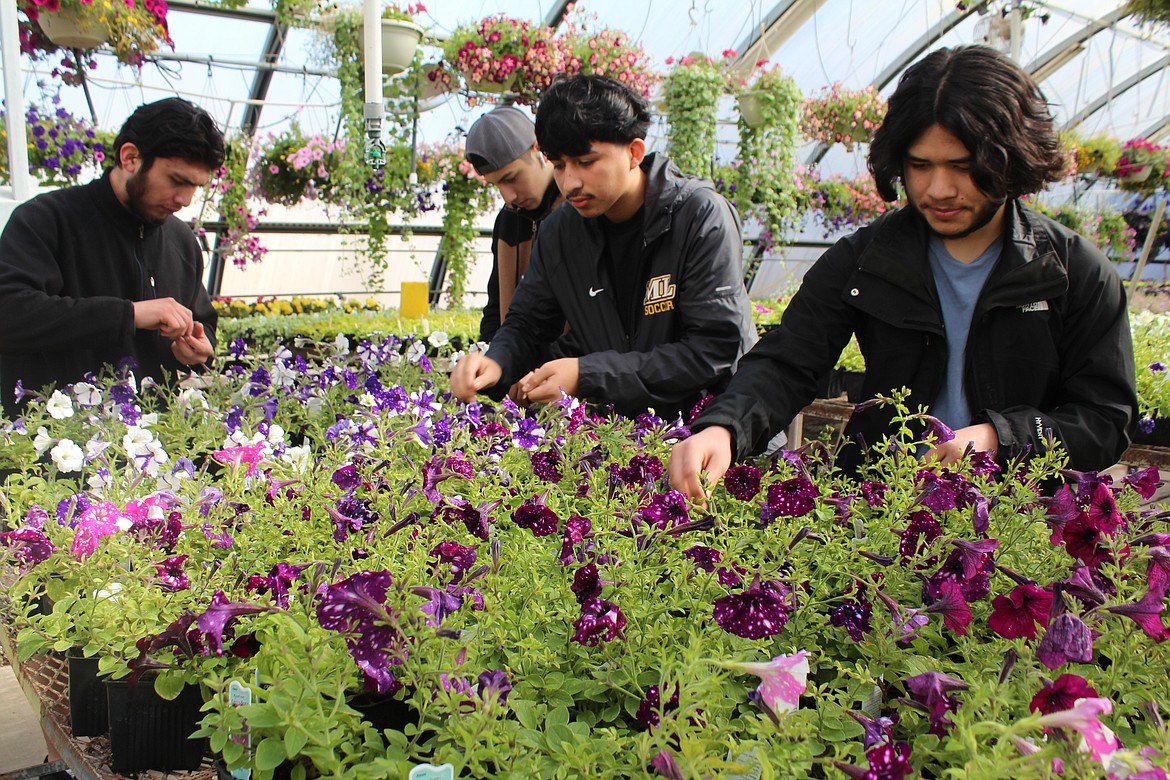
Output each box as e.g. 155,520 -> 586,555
0,171 -> 216,418
484,152 -> 758,419
694,201 -> 1137,472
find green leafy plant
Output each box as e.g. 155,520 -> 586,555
662,53 -> 728,177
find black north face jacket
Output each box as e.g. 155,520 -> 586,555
485,152 -> 758,419
693,201 -> 1137,472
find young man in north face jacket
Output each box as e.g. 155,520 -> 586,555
669,45 -> 1138,499
450,75 -> 757,420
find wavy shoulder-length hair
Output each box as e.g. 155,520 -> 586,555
867,45 -> 1065,202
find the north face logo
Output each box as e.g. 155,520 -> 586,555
644,274 -> 676,315
1020,301 -> 1049,313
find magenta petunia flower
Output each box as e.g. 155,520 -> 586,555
612,453 -> 664,487
1123,465 -> 1161,500
713,577 -> 796,639
72,501 -> 127,560
244,562 -> 307,608
904,671 -> 969,736
1029,674 -> 1098,714
988,584 -> 1053,640
1033,697 -> 1120,762
723,465 -> 761,500
760,477 -> 820,525
558,514 -> 592,565
195,589 -> 270,655
650,749 -> 684,780
1105,588 -> 1168,641
1060,512 -> 1112,569
210,441 -> 266,476
924,581 -> 972,635
1145,546 -> 1170,593
1086,482 -> 1122,536
1060,566 -> 1111,608
572,597 -> 626,646
512,502 -> 560,537
1036,612 -> 1094,669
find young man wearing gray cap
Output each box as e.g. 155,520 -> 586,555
451,75 -> 757,420
465,105 -> 562,342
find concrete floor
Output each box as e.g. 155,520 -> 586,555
0,664 -> 49,775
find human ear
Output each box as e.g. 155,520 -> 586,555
628,138 -> 646,168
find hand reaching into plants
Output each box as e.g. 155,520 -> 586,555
449,352 -> 502,402
134,297 -> 194,339
668,424 -> 733,500
923,422 -> 998,467
519,357 -> 579,403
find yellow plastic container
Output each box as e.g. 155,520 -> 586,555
401,281 -> 429,319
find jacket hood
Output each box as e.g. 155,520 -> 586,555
89,168 -> 164,236
641,152 -> 710,243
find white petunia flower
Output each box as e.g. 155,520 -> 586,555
46,390 -> 74,420
87,468 -> 111,494
85,438 -> 111,461
72,382 -> 102,407
359,392 -> 378,408
406,340 -> 427,365
122,425 -> 154,457
33,427 -> 53,457
428,330 -> 449,348
177,387 -> 208,410
50,439 -> 84,473
280,444 -> 311,473
334,333 -> 350,355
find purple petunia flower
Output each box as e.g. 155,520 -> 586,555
1124,465 -> 1162,500
861,480 -> 889,507
411,585 -> 463,627
849,710 -> 900,749
760,477 -> 820,526
830,590 -> 873,642
0,527 -> 55,571
316,570 -> 406,695
332,463 -> 361,491
636,683 -> 680,730
429,541 -> 478,585
530,450 -> 562,482
713,577 -> 796,639
558,514 -> 592,565
1105,588 -> 1168,641
612,453 -> 664,487
899,511 -> 942,562
439,498 -> 491,541
650,749 -> 685,780
571,562 -> 603,603
684,545 -> 723,573
1036,612 -> 1094,669
476,669 -> 511,706
572,597 -> 626,646
904,672 -> 969,737
329,497 -> 379,543
156,555 -> 190,592
195,589 -> 270,655
244,562 -> 307,609
511,416 -> 546,450
512,502 -> 560,537
723,465 -> 762,500
637,490 -> 690,530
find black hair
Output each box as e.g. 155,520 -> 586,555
535,75 -> 652,160
867,45 -> 1065,202
113,97 -> 226,171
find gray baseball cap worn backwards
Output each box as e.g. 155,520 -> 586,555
465,106 -> 536,176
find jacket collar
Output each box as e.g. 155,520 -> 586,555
88,168 -> 160,236
856,199 -> 1066,304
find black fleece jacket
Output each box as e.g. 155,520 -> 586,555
694,201 -> 1137,472
0,170 -> 216,417
484,152 -> 758,419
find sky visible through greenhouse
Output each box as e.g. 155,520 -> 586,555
7,0 -> 1169,184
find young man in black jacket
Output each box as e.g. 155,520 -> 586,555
450,75 -> 757,420
0,97 -> 224,418
670,45 -> 1138,498
465,105 -> 562,343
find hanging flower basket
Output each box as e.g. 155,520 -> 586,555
465,71 -> 518,95
37,11 -> 107,49
737,92 -> 767,129
1119,163 -> 1152,184
378,18 -> 422,76
416,62 -> 455,99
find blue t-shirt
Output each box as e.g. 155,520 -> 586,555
927,236 -> 1002,429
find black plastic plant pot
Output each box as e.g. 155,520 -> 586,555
106,677 -> 207,773
67,650 -> 107,737
349,692 -> 419,734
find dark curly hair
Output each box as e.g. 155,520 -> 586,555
113,97 -> 226,172
868,45 -> 1065,202
535,75 -> 652,160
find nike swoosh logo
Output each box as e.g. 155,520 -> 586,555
589,287 -> 604,297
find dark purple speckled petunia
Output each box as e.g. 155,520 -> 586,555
512,502 -> 560,537
760,477 -> 820,526
723,465 -> 762,501
572,597 -> 626,646
713,577 -> 796,639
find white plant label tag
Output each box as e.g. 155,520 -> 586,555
228,680 -> 253,780
409,763 -> 455,780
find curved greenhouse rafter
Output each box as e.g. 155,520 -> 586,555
1023,6 -> 1128,82
1062,51 -> 1170,130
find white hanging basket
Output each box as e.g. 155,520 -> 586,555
379,18 -> 423,76
465,71 -> 518,95
737,92 -> 767,129
38,11 -> 107,49
1119,163 -> 1153,184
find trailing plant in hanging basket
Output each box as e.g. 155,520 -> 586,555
442,15 -> 534,96
415,141 -> 496,308
212,139 -> 267,269
1114,138 -> 1168,193
727,63 -> 804,249
662,53 -> 728,178
249,126 -> 344,207
561,5 -> 658,98
18,0 -> 171,78
800,82 -> 886,151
